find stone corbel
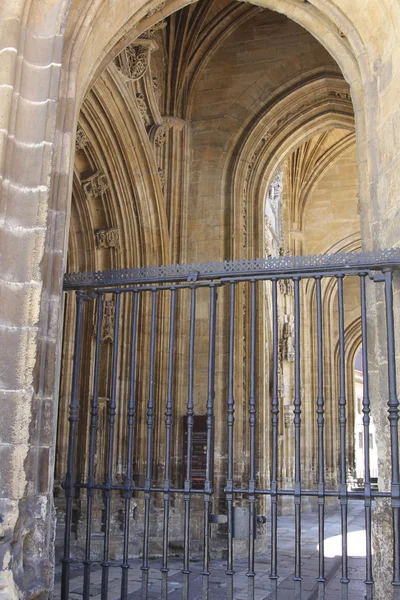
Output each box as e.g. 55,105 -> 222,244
149,117 -> 186,147
162,116 -> 185,131
149,122 -> 169,148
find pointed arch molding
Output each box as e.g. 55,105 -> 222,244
72,63 -> 171,271
228,73 -> 355,259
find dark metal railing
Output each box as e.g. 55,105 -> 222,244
60,249 -> 400,600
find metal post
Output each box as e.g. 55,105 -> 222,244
61,291 -> 85,600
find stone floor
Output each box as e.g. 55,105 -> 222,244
54,501 -> 369,599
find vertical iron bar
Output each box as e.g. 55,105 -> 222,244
247,280 -> 256,600
269,279 -> 279,599
121,291 -> 139,599
202,285 -> 217,599
101,292 -> 121,600
384,270 -> 400,598
83,293 -> 103,599
226,283 -> 236,600
61,291 -> 85,600
315,277 -> 325,600
360,275 -> 374,599
183,286 -> 197,600
293,277 -> 302,600
337,276 -> 349,600
161,288 -> 177,600
141,290 -> 158,600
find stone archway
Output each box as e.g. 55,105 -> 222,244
1,1 -> 400,597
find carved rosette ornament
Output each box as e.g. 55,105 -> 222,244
75,124 -> 89,152
82,172 -> 109,198
95,228 -> 120,249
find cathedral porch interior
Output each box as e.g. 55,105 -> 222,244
52,2 -> 400,599
1,1 -> 400,599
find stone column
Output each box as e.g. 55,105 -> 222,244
0,1 -> 69,596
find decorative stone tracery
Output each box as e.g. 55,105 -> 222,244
117,45 -> 150,81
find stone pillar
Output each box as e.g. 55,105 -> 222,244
0,1 -> 69,596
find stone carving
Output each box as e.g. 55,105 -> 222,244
279,279 -> 294,296
102,299 -> 116,343
136,93 -> 151,126
118,45 -> 150,81
284,406 -> 294,428
242,198 -> 248,249
163,116 -> 185,131
282,315 -> 295,363
158,167 -> 166,190
147,1 -> 166,17
82,172 -> 109,198
329,90 -> 351,101
268,168 -> 283,208
95,228 -> 120,249
152,77 -> 162,104
278,359 -> 285,399
154,124 -> 168,147
140,20 -> 167,39
265,167 -> 283,239
75,124 -> 89,152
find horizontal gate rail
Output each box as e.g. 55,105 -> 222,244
63,248 -> 400,289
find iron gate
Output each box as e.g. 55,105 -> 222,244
59,249 -> 400,600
